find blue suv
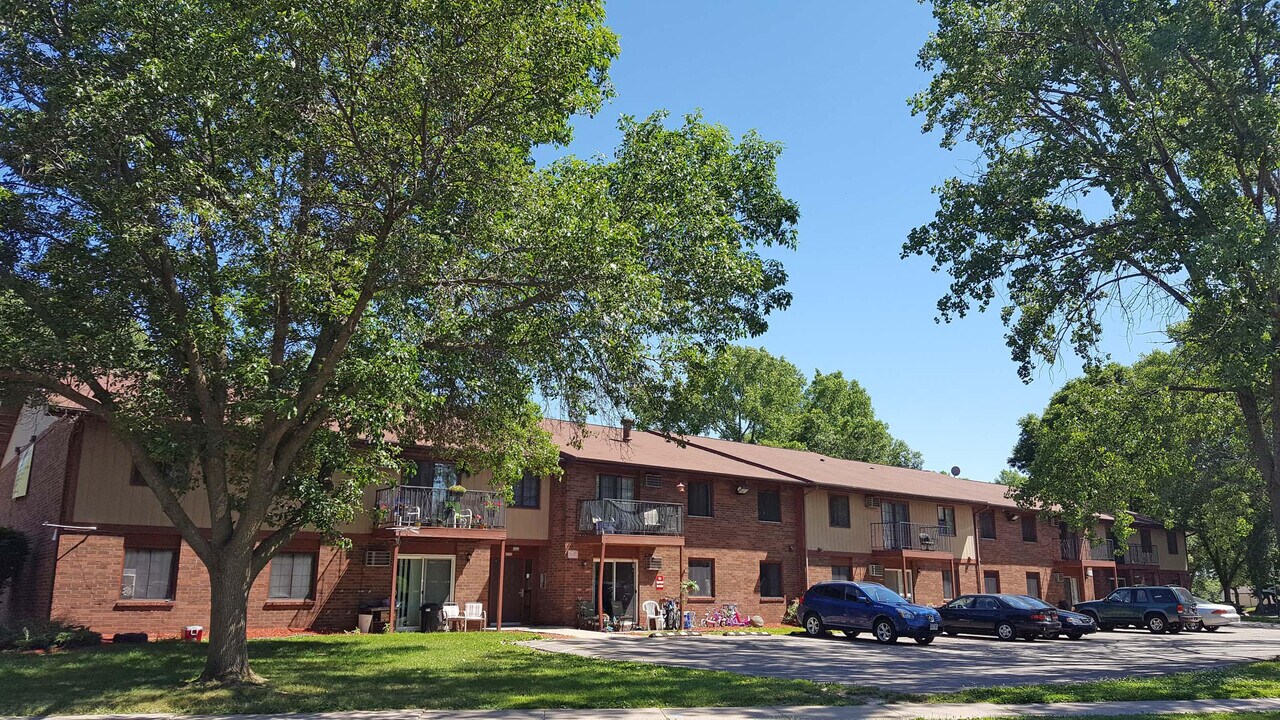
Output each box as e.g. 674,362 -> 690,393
797,581 -> 943,645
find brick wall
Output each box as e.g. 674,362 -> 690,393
0,417 -> 76,623
538,461 -> 807,626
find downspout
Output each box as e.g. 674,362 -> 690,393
972,504 -> 989,594
796,486 -> 810,594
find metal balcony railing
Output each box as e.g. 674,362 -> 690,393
578,498 -> 683,536
1059,538 -> 1118,562
374,486 -> 506,529
870,522 -> 955,554
1121,543 -> 1160,565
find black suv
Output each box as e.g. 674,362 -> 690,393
1074,586 -> 1200,633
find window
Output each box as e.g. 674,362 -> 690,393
1139,528 -> 1154,551
1021,514 -> 1038,542
122,548 -> 175,600
512,472 -> 540,508
977,510 -> 996,539
942,568 -> 954,600
688,481 -> 713,517
1133,588 -> 1150,603
410,460 -> 458,489
688,559 -> 714,597
976,596 -> 1000,610
828,494 -> 850,528
11,443 -> 33,499
759,561 -> 783,597
936,505 -> 956,536
596,474 -> 635,500
983,570 -> 1000,594
832,565 -> 852,582
1166,530 -> 1179,555
1026,572 -> 1041,599
130,465 -> 147,487
947,596 -> 973,609
757,489 -> 781,522
269,553 -> 315,600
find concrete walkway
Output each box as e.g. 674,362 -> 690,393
10,698 -> 1280,720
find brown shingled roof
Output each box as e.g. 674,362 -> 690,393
540,419 -> 800,484
653,431 -> 1022,508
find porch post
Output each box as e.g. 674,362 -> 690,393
495,540 -> 507,631
597,535 -> 607,631
388,536 -> 400,632
677,543 -> 685,619
901,554 -> 908,599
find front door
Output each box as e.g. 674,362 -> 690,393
500,558 -> 533,624
395,556 -> 455,629
881,501 -> 911,548
882,568 -> 913,601
593,560 -> 638,622
1065,576 -> 1080,606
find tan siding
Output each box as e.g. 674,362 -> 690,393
505,473 -> 550,541
1160,530 -> 1188,572
72,421 -> 212,527
805,488 -> 980,559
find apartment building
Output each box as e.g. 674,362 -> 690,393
0,409 -> 1190,635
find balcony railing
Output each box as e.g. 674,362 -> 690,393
1059,538 -> 1118,562
870,522 -> 956,554
578,499 -> 683,536
374,486 -> 506,530
1121,543 -> 1160,565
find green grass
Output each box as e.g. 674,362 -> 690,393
1244,615 -> 1280,624
929,660 -> 1280,704
0,632 -> 869,715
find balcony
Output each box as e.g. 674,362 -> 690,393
870,522 -> 956,556
374,486 -> 506,537
1121,543 -> 1160,566
578,499 -> 684,545
1059,538 -> 1118,564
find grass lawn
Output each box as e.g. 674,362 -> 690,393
0,632 -> 868,715
928,660 -> 1280,704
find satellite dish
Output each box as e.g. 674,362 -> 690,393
950,466 -> 961,477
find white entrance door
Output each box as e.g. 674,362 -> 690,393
593,560 -> 638,622
883,568 -> 913,601
396,555 -> 455,629
1065,577 -> 1080,606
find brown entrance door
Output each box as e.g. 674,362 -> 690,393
501,558 -> 532,625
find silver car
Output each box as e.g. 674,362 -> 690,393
1193,596 -> 1241,631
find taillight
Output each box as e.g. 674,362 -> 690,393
1176,604 -> 1185,613
1030,613 -> 1047,621
1212,609 -> 1227,614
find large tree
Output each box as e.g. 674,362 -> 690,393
0,1 -> 798,682
1009,350 -> 1272,601
644,346 -> 922,466
905,0 -> 1280,548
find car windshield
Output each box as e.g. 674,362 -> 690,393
1016,595 -> 1054,609
1173,587 -> 1194,603
860,584 -> 908,604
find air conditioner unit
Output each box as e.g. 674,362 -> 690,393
646,555 -> 663,571
868,563 -> 884,577
364,550 -> 392,567
121,570 -> 137,599
865,496 -> 881,508
645,473 -> 663,488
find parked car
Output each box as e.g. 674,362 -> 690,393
938,594 -> 1062,641
797,581 -> 943,645
1073,586 -> 1200,633
1192,596 -> 1242,631
1013,595 -> 1096,640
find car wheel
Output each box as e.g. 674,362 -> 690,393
873,618 -> 899,644
1205,625 -> 1221,632
803,613 -> 827,637
1066,633 -> 1083,640
915,635 -> 934,645
996,622 -> 1017,641
1145,614 -> 1167,634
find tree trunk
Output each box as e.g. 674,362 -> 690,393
201,549 -> 259,684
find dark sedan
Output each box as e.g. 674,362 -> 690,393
939,593 -> 1062,641
1014,595 -> 1097,640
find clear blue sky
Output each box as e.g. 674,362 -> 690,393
551,1 -> 1170,482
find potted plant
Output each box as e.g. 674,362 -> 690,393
677,579 -> 701,628
371,503 -> 390,526
447,483 -> 467,496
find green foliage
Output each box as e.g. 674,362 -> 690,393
644,347 -> 922,467
0,620 -> 101,652
0,528 -> 28,597
905,0 -> 1280,553
1009,348 -> 1271,595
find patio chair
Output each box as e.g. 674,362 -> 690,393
642,600 -> 665,630
463,602 -> 486,631
441,603 -> 464,632
453,508 -> 474,528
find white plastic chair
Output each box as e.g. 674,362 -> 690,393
463,602 -> 486,631
453,508 -> 474,528
642,600 -> 664,630
441,602 -> 462,632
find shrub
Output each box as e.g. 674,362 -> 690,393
0,620 -> 101,651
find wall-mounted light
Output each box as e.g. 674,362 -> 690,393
1005,511 -> 1020,521
675,481 -> 686,493
735,484 -> 749,495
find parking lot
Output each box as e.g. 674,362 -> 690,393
532,623 -> 1280,693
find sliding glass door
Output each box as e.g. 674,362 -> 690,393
395,556 -> 455,629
